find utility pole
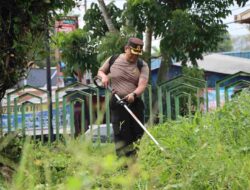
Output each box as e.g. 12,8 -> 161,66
83,0 -> 87,13
0,100 -> 2,136
45,14 -> 54,142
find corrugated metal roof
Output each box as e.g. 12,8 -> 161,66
173,53 -> 250,74
151,58 -> 161,70
222,51 -> 250,59
18,68 -> 57,87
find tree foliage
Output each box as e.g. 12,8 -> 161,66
83,1 -> 146,65
97,32 -> 128,64
55,2 -> 122,80
121,0 -> 249,82
0,0 -> 78,101
91,0 -> 247,83
83,2 -> 123,39
55,29 -> 99,79
53,2 -> 124,81
1,0 -> 249,98
0,132 -> 23,182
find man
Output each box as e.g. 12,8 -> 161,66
97,37 -> 149,157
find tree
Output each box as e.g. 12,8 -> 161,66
53,1 -> 124,82
84,2 -> 128,64
85,1 -> 146,64
55,29 -> 98,81
124,0 -> 165,62
0,0 -> 78,102
124,0 -> 248,83
53,1 -> 126,84
97,32 -> 128,64
83,2 -> 123,39
97,0 -> 118,33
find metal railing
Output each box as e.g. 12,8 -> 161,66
1,72 -> 250,142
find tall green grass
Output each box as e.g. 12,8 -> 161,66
9,138 -> 141,190
137,91 -> 250,189
6,91 -> 250,189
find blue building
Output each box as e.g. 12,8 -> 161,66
151,52 -> 250,88
151,52 -> 250,109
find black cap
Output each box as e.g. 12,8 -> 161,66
127,37 -> 143,55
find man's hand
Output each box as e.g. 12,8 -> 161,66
124,93 -> 136,104
111,89 -> 117,95
101,75 -> 109,88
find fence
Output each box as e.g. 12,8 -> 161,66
1,72 -> 250,142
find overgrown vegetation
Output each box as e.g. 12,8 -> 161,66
138,90 -> 250,189
8,139 -> 140,190
1,91 -> 250,189
0,133 -> 24,187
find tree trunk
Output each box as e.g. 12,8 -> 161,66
145,26 -> 152,83
97,0 -> 118,33
156,55 -> 172,84
0,91 -> 5,127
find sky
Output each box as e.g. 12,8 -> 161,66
71,0 -> 250,37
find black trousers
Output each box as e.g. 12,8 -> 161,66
110,95 -> 145,157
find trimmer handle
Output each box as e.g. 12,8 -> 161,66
94,76 -> 127,105
93,76 -> 112,91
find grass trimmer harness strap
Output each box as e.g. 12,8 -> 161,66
107,54 -> 144,74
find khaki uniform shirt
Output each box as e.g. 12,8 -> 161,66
99,53 -> 149,97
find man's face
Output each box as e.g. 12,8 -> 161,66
125,46 -> 139,63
